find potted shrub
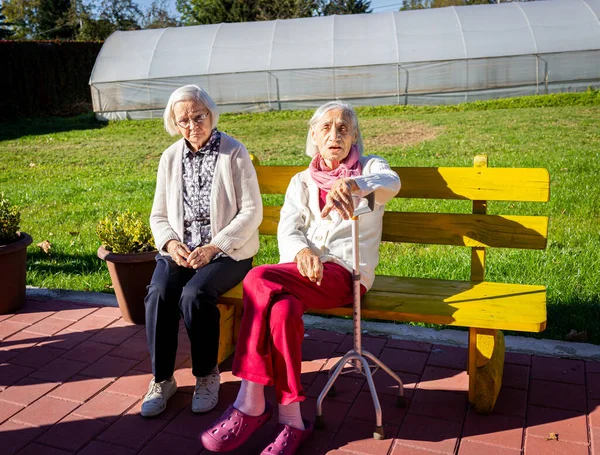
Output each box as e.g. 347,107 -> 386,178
97,210 -> 157,324
0,195 -> 33,314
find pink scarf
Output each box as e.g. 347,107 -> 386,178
309,144 -> 362,191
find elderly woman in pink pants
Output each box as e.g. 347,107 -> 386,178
200,101 -> 400,455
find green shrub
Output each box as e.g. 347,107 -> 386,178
96,210 -> 155,254
0,194 -> 20,245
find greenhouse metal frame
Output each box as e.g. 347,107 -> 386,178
89,0 -> 600,120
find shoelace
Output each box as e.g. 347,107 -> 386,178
146,380 -> 165,398
195,374 -> 218,393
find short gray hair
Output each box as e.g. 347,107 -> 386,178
163,85 -> 219,136
305,100 -> 364,158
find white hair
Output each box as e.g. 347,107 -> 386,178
163,85 -> 219,136
305,100 -> 364,158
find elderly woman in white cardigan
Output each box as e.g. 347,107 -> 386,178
141,85 -> 262,418
200,101 -> 400,455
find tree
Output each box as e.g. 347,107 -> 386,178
37,0 -> 75,39
319,0 -> 371,15
0,5 -> 15,39
255,0 -> 316,21
98,0 -> 143,30
400,0 -> 534,9
2,0 -> 40,39
143,0 -> 179,29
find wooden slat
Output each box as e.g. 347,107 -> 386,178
220,275 -> 546,333
260,207 -> 549,249
254,165 -> 550,202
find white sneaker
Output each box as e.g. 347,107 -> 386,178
192,372 -> 220,413
140,376 -> 177,418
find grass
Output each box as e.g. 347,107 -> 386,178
1,92 -> 599,343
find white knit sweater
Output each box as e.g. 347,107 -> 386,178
277,155 -> 401,290
150,133 -> 263,261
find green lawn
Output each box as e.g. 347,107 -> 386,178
1,92 -> 599,343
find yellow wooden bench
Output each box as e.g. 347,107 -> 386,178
215,154 -> 550,414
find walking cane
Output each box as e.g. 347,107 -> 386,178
315,193 -> 406,440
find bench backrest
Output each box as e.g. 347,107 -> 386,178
253,155 -> 550,282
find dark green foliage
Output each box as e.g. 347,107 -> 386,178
319,0 -> 371,15
0,5 -> 15,39
0,195 -> 20,245
37,0 -> 74,39
400,0 -> 533,10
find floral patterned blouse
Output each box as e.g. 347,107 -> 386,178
182,128 -> 220,250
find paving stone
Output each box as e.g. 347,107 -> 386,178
386,339 -> 432,353
72,391 -> 138,422
360,369 -> 419,397
305,328 -> 346,344
36,413 -> 109,452
526,405 -> 588,444
16,443 -> 73,455
106,369 -> 153,398
296,428 -> 336,455
68,314 -> 118,332
0,377 -> 59,406
51,304 -> 99,322
524,434 -> 588,455
10,395 -> 79,427
502,363 -> 529,390
408,388 -> 468,423
302,339 -> 338,362
173,366 -> 197,394
0,330 -> 41,354
0,400 -> 23,424
48,375 -> 113,403
93,307 -> 124,319
127,391 -> 191,421
589,372 -> 600,400
35,300 -> 72,311
587,360 -> 600,374
0,362 -> 35,391
0,320 -> 29,341
0,350 -> 17,363
138,432 -> 202,455
214,382 -> 241,412
79,355 -> 139,380
77,440 -> 137,455
36,328 -> 96,351
0,420 -> 45,455
458,440 -> 521,455
461,409 -> 524,450
0,313 -> 14,322
301,397 -> 352,433
505,351 -> 531,366
9,309 -> 53,326
328,419 -> 398,455
428,345 -> 467,370
25,317 -> 74,336
531,355 -> 585,385
60,340 -> 114,364
335,334 -> 387,357
164,408 -> 222,440
307,372 -> 365,403
592,427 -> 600,455
378,347 -> 429,375
417,366 -> 468,392
395,414 -> 462,454
29,357 -> 88,383
97,413 -> 167,450
492,386 -> 527,418
348,390 -> 408,426
10,345 -> 65,369
87,319 -> 142,346
590,399 -> 600,429
109,336 -> 150,361
529,379 -> 587,412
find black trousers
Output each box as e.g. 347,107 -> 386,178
144,254 -> 253,382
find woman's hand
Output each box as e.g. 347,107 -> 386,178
187,244 -> 221,270
166,240 -> 192,268
295,248 -> 323,286
321,178 -> 360,220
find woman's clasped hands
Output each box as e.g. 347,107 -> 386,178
166,240 -> 220,269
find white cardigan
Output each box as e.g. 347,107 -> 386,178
150,133 -> 263,261
278,155 -> 401,291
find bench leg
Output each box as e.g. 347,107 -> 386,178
467,328 -> 505,414
217,303 -> 236,365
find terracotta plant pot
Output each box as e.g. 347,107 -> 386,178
0,232 -> 33,314
97,246 -> 157,325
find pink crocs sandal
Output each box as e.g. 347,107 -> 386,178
200,402 -> 273,452
260,420 -> 313,455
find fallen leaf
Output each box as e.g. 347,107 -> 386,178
566,329 -> 588,343
37,240 -> 52,254
545,432 -> 559,441
69,231 -> 79,236
28,163 -> 36,167
104,284 -> 114,289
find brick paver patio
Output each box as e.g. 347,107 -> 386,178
0,297 -> 598,455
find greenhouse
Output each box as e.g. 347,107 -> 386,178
89,0 -> 600,120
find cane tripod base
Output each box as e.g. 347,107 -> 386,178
315,348 -> 404,439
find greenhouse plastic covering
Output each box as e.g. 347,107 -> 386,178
90,0 -> 600,120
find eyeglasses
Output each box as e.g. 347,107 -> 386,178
176,113 -> 209,128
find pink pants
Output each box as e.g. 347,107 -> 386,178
232,262 -> 363,405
